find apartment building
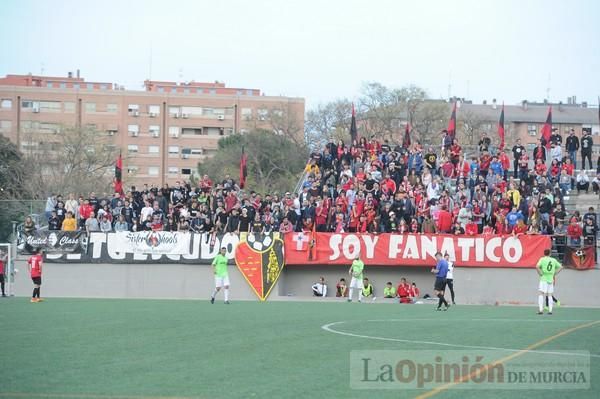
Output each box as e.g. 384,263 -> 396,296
458,99 -> 600,153
0,73 -> 305,186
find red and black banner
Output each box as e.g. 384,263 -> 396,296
498,103 -> 505,151
563,246 -> 595,270
114,153 -> 124,195
235,233 -> 285,301
403,122 -> 411,149
541,105 -> 552,148
350,103 -> 358,143
447,101 -> 457,139
239,146 -> 248,189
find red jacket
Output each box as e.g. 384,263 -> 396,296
437,210 -> 453,233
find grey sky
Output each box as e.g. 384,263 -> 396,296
1,0 -> 598,108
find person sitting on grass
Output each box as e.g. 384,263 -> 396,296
397,278 -> 412,303
360,278 -> 374,302
311,277 -> 327,297
336,278 -> 348,297
383,282 -> 396,298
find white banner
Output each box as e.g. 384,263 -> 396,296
111,231 -> 192,255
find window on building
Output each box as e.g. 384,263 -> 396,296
149,125 -> 160,137
171,87 -> 177,93
528,124 -> 537,136
257,108 -> 268,120
0,120 -> 11,132
168,146 -> 179,154
73,83 -> 80,90
169,106 -> 180,116
107,103 -> 118,113
127,124 -> 139,135
148,145 -> 160,154
59,83 -> 66,89
87,83 -> 94,89
169,126 -> 180,137
209,89 -> 216,95
181,127 -> 203,135
100,84 -> 108,90
183,88 -> 190,94
246,89 -> 253,96
158,87 -> 164,93
203,108 -> 214,115
182,148 -> 203,156
181,168 -> 192,175
148,166 -> 159,176
1,99 -> 12,109
127,144 -> 139,154
85,102 -> 96,113
39,101 -> 61,112
64,102 -> 75,112
148,105 -> 160,115
21,100 -> 39,109
127,166 -> 138,175
168,166 -> 179,174
46,82 -> 53,88
128,104 -> 139,114
237,90 -> 243,96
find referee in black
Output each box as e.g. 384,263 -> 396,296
431,252 -> 450,311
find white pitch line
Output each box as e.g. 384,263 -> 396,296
321,320 -> 600,359
363,318 -> 599,323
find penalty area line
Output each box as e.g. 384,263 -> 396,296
321,320 -> 600,359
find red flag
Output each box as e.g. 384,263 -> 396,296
447,102 -> 457,139
498,103 -> 505,151
540,105 -> 552,148
402,122 -> 411,149
239,146 -> 248,189
114,152 -> 124,195
350,103 -> 358,142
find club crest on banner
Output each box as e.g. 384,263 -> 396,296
235,232 -> 285,301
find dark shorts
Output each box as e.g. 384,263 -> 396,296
32,276 -> 42,285
434,277 -> 447,291
0,274 -> 4,283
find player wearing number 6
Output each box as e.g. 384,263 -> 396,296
536,249 -> 562,315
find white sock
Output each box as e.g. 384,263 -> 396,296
538,294 -> 544,312
224,288 -> 229,302
359,290 -> 364,301
349,288 -> 354,300
211,289 -> 218,299
548,296 -> 553,313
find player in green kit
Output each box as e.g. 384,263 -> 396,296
348,256 -> 364,302
536,249 -> 562,315
210,247 -> 230,304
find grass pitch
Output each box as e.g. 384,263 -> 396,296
1,298 -> 599,399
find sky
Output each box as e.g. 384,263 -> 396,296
0,0 -> 599,109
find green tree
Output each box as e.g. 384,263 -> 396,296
0,134 -> 32,241
197,129 -> 308,194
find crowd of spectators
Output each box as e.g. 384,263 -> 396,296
25,128 -> 600,261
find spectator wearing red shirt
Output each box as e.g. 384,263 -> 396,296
479,151 -> 492,178
534,159 -> 547,177
436,205 -> 453,233
78,199 -> 93,229
499,151 -> 511,180
567,218 -> 583,246
465,219 -> 478,236
397,278 -> 411,304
